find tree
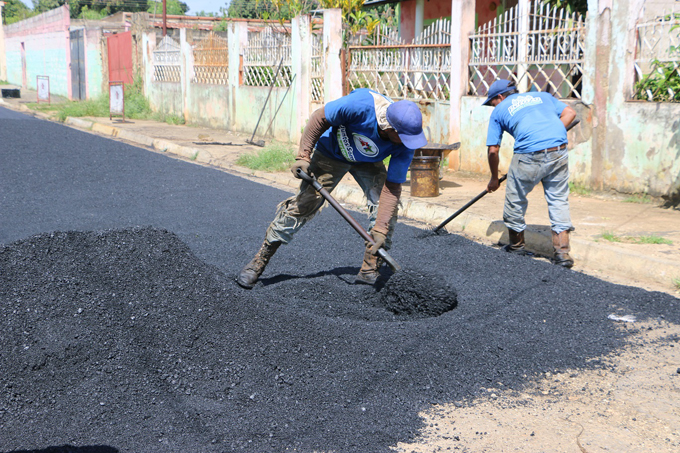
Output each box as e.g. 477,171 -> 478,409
227,0 -> 276,19
2,0 -> 36,25
147,0 -> 189,16
31,1 -> 151,19
545,0 -> 587,15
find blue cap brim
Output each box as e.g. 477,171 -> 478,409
400,131 -> 428,150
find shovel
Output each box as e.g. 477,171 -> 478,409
296,168 -> 402,272
430,119 -> 581,235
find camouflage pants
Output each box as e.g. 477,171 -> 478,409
265,151 -> 397,249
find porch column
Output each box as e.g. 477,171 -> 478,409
179,28 -> 190,122
228,20 -> 248,131
517,0 -> 530,92
323,8 -> 343,103
0,2 -> 6,81
449,0 -> 476,167
415,0 -> 425,39
293,14 -> 312,143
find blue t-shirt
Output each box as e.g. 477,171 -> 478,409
316,88 -> 415,184
486,92 -> 568,154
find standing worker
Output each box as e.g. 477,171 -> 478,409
484,79 -> 577,268
236,88 -> 427,289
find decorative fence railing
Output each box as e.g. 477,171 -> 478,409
346,19 -> 451,102
243,25 -> 293,87
153,36 -> 181,82
633,10 -> 680,102
469,0 -> 585,99
311,32 -> 324,102
192,31 -> 229,85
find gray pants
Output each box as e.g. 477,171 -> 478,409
504,147 -> 573,234
265,151 -> 397,249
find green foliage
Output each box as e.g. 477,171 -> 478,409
624,193 -> 654,204
635,235 -> 673,245
147,0 -> 189,16
0,80 -> 9,85
78,5 -> 107,20
544,0 -> 587,15
228,0 -> 274,19
569,181 -> 591,196
635,17 -> 680,102
599,231 -> 621,243
2,0 -> 37,24
673,278 -> 680,290
598,231 -> 672,245
635,60 -> 680,102
236,142 -> 296,172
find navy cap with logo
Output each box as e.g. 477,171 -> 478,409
385,100 -> 428,150
482,79 -> 516,106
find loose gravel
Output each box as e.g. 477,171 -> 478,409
1,110 -> 678,453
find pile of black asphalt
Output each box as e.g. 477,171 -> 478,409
1,108 -> 678,453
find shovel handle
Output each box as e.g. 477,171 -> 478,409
295,168 -> 402,272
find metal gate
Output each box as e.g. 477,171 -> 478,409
70,29 -> 86,100
107,31 -> 133,85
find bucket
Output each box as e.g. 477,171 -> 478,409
409,155 -> 440,197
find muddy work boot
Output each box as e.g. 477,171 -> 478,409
503,229 -> 526,254
354,247 -> 384,285
552,230 -> 574,268
236,240 -> 281,289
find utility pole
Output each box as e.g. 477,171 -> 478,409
163,0 -> 167,36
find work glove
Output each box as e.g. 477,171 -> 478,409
369,230 -> 387,255
291,158 -> 311,179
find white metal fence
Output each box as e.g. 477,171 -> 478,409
469,0 -> 585,99
243,25 -> 293,87
192,31 -> 229,85
346,19 -> 452,102
311,32 -> 324,102
633,9 -> 680,102
153,36 -> 181,82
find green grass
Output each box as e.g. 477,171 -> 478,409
599,231 -> 621,242
673,278 -> 680,290
598,231 -> 672,245
569,181 -> 591,196
236,142 -> 296,172
624,193 -> 654,204
24,76 -> 189,125
634,235 -> 673,245
0,80 -> 9,85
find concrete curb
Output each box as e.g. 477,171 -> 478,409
39,115 -> 680,289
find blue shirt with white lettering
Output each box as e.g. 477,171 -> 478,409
486,92 -> 568,153
316,89 -> 414,184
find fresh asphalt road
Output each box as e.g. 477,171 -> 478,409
1,107 -> 678,453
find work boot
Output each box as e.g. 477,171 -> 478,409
503,229 -> 526,254
354,247 -> 384,285
236,240 -> 281,289
552,230 -> 574,268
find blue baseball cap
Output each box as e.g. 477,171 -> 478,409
386,100 -> 428,149
483,79 -> 515,106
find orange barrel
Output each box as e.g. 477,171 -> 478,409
409,155 -> 440,197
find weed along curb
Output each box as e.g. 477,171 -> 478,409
49,116 -> 680,292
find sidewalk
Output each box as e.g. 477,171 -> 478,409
2,88 -> 679,295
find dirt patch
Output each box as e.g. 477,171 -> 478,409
394,320 -> 680,453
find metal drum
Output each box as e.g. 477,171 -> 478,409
409,156 -> 440,197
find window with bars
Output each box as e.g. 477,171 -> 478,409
633,11 -> 680,102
